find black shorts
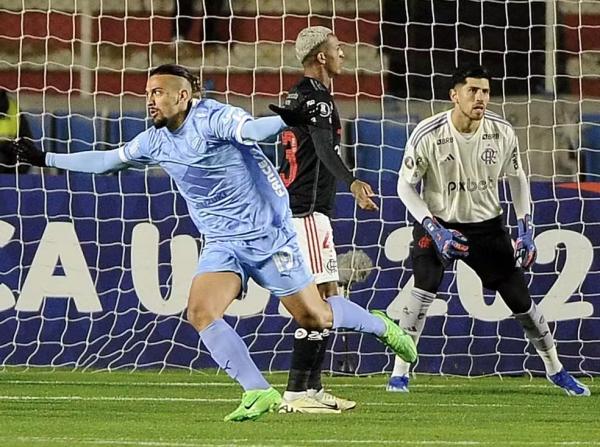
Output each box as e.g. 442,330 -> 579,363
412,215 -> 518,291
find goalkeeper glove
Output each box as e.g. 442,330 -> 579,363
422,217 -> 469,262
268,100 -> 318,127
515,214 -> 536,269
5,139 -> 47,167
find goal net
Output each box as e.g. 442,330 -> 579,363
0,0 -> 598,377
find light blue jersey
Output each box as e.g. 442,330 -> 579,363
118,99 -> 291,242
118,99 -> 313,296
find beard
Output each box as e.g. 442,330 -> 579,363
152,116 -> 168,129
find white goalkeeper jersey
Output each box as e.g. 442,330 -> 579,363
399,110 -> 521,223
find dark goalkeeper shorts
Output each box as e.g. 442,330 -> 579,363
411,215 -> 518,290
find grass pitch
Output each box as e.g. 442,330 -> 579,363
0,368 -> 597,447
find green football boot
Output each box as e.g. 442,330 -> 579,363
224,387 -> 282,422
371,310 -> 418,363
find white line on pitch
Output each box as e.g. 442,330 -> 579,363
0,395 -> 522,407
0,395 -> 232,403
3,437 -> 600,447
0,379 -> 562,389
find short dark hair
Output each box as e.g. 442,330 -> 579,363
149,64 -> 201,94
451,65 -> 490,88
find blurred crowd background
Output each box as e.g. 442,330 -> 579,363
0,0 -> 598,181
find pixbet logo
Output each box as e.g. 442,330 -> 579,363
447,176 -> 495,194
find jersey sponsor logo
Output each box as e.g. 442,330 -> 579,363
317,101 -> 332,118
447,176 -> 496,194
511,146 -> 519,169
482,132 -> 499,140
404,156 -> 415,169
480,146 -> 497,165
436,136 -> 454,145
255,157 -> 286,197
195,191 -> 227,207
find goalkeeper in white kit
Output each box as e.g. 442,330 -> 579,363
389,65 -> 590,397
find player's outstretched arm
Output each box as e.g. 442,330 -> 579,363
268,102 -> 317,127
3,139 -> 46,167
47,149 -> 128,174
239,100 -> 319,142
240,116 -> 287,142
3,139 -> 128,174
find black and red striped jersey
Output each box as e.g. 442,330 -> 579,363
278,77 -> 352,218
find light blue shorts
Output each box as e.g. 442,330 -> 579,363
195,226 -> 313,297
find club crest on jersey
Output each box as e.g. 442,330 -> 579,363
317,102 -> 332,118
480,146 -> 497,165
325,258 -> 338,274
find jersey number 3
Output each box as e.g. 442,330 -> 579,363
280,130 -> 298,187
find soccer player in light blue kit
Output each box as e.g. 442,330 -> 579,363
7,64 -> 417,422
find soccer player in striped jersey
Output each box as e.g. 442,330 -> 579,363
6,64 -> 418,422
389,65 -> 590,397
274,26 -> 378,414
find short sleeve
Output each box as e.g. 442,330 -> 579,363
501,128 -> 521,176
399,136 -> 429,185
207,103 -> 253,144
118,130 -> 154,166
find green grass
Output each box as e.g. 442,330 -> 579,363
0,368 -> 598,447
